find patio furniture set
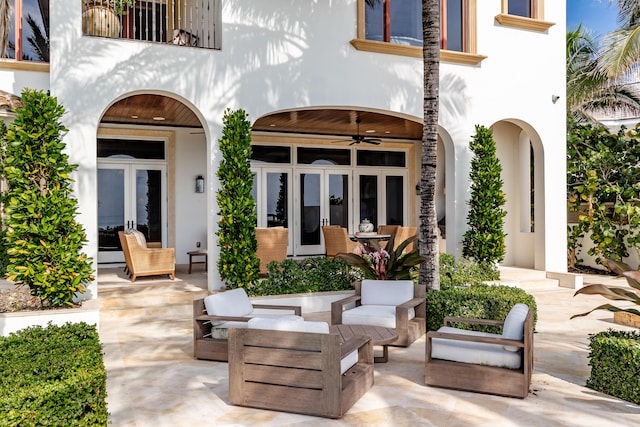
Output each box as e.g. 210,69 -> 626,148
193,281 -> 534,418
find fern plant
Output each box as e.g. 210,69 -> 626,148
215,108 -> 260,289
462,125 -> 507,265
0,89 -> 94,306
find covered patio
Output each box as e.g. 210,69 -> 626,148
98,266 -> 639,426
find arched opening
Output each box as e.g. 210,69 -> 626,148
251,107 -> 430,256
96,92 -> 206,266
491,119 -> 545,269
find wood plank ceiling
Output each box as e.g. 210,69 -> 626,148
101,95 -> 423,141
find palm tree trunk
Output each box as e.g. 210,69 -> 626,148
0,0 -> 10,58
419,0 -> 440,291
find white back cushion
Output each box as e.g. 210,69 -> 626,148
247,316 -> 311,331
502,303 -> 529,351
204,288 -> 254,317
360,279 -> 414,306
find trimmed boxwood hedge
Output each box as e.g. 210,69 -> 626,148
0,322 -> 108,426
250,257 -> 359,296
587,329 -> 640,405
425,284 -> 538,333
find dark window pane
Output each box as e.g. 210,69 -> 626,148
329,174 -> 349,226
365,0 -> 384,42
297,147 -> 351,165
22,0 -> 49,62
359,175 -> 378,227
97,139 -> 165,159
390,0 -> 422,46
251,145 -> 291,163
508,0 -> 531,18
267,172 -> 288,228
357,150 -> 406,167
445,0 -> 463,51
386,176 -> 404,225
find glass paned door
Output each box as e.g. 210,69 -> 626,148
295,169 -> 352,255
98,162 -> 167,263
357,172 -> 407,230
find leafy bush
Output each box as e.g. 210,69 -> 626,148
425,284 -> 537,333
216,108 -> 260,289
250,257 -> 359,296
337,234 -> 425,280
587,329 -> 640,405
0,89 -> 94,306
567,120 -> 640,266
0,322 -> 108,426
439,253 -> 499,289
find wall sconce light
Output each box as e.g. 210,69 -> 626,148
552,95 -> 560,104
195,175 -> 205,193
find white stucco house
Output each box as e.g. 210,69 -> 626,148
0,0 -> 567,297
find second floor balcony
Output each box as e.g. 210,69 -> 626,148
81,0 -> 220,49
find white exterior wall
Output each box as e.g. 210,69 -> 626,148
1,0 -> 567,294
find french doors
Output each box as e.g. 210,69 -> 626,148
97,160 -> 167,263
294,169 -> 353,255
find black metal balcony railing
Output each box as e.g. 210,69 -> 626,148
82,0 -> 221,49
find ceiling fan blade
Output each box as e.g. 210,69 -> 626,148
363,138 -> 381,145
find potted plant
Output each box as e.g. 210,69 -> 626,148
82,0 -> 136,38
337,234 -> 425,280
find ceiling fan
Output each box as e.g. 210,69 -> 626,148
332,117 -> 382,145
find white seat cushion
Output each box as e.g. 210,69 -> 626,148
248,318 -> 357,374
431,326 -> 522,369
204,288 -> 254,317
342,304 -> 415,329
502,304 -> 529,351
361,279 -> 414,306
211,315 -> 302,339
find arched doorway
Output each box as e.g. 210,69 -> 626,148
96,93 -> 205,265
491,120 -> 545,269
251,107 -> 425,256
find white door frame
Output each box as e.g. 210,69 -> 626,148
97,159 -> 168,263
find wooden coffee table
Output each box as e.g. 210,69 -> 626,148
330,324 -> 398,363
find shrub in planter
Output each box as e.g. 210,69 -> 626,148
0,89 -> 94,306
0,322 -> 108,426
587,329 -> 640,405
425,284 -> 537,333
251,257 -> 358,296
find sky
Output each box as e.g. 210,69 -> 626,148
567,0 -> 620,38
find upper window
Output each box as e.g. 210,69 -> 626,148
353,0 -> 485,65
495,0 -> 554,32
2,0 -> 49,63
508,0 -> 533,18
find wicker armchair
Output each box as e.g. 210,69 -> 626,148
322,226 -> 361,257
256,227 -> 288,274
118,231 -> 175,282
393,226 -> 417,254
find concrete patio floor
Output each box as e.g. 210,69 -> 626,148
97,265 -> 640,426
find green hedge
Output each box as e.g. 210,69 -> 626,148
250,257 -> 359,296
587,329 -> 640,405
425,284 -> 537,333
0,322 -> 108,426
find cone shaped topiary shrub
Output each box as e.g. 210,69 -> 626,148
216,108 -> 260,288
0,89 -> 94,306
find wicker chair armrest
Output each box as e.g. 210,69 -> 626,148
146,242 -> 162,248
443,316 -> 504,327
252,304 -> 302,316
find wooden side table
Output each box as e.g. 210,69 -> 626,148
330,324 -> 398,363
187,250 -> 208,273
